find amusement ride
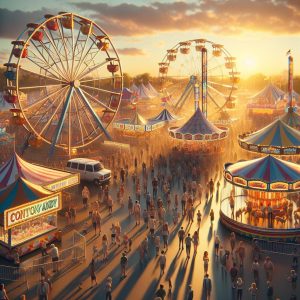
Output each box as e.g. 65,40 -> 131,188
3,12 -> 123,156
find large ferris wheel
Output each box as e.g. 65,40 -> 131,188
3,12 -> 123,156
159,39 -> 239,118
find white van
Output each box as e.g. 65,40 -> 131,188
66,158 -> 111,185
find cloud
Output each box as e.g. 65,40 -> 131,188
73,0 -> 300,36
117,48 -> 145,56
0,8 -> 53,39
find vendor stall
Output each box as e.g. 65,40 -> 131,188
0,177 -> 61,259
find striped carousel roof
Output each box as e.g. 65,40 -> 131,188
0,152 -> 79,190
238,119 -> 300,155
224,155 -> 300,191
0,177 -> 52,214
280,108 -> 300,129
250,83 -> 285,105
168,108 -> 228,141
149,108 -> 178,122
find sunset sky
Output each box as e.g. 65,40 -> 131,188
0,0 -> 300,78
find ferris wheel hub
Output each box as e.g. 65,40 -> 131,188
70,79 -> 80,88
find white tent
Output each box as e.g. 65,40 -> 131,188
145,82 -> 159,97
137,83 -> 154,100
130,83 -> 139,92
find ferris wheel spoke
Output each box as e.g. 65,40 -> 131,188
73,92 -> 86,145
19,67 -> 66,84
207,81 -> 233,89
50,87 -> 74,155
38,88 -> 68,135
207,84 -> 226,98
80,84 -> 120,96
70,15 -> 78,81
29,41 -> 69,81
38,40 -> 70,81
208,64 -> 223,73
207,91 -> 222,109
76,87 -> 111,140
19,83 -> 65,90
27,54 -> 66,82
80,76 -> 122,83
79,87 -> 116,112
77,58 -> 117,81
56,19 -> 71,78
73,28 -> 94,79
43,29 -> 71,81
29,86 -> 67,128
23,86 -> 67,110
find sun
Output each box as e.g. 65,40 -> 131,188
244,57 -> 257,70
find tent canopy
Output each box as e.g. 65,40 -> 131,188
250,83 -> 285,105
0,153 -> 79,191
149,108 -> 178,122
239,119 -> 300,154
224,155 -> 300,191
121,88 -> 133,101
145,82 -> 159,97
0,177 -> 52,215
280,109 -> 300,129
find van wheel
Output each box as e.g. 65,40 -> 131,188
93,179 -> 100,186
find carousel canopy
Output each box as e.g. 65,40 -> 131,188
280,108 -> 300,129
249,83 -> 285,105
0,177 -> 52,214
224,155 -> 300,191
169,108 -> 228,141
149,108 -> 178,123
0,152 -> 79,191
285,90 -> 300,103
239,119 -> 300,155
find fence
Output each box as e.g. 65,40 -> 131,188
0,231 -> 86,290
255,238 -> 300,256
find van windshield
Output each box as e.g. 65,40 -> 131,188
94,163 -> 104,172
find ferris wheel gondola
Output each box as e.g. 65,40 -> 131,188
4,12 -> 123,156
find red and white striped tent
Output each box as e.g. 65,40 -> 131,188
0,152 -> 79,191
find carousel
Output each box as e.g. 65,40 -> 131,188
280,107 -> 300,130
238,118 -> 300,155
220,155 -> 300,241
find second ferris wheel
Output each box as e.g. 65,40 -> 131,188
159,39 -> 239,118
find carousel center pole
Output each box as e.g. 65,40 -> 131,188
288,51 -> 293,108
201,47 -> 208,118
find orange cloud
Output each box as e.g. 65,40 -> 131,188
117,48 -> 145,56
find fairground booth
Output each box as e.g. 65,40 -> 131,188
0,153 -> 79,259
221,155 -> 300,241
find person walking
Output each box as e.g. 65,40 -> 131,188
178,227 -> 185,250
155,235 -> 161,257
264,256 -> 274,282
203,251 -> 209,274
266,280 -> 274,300
105,277 -> 112,300
287,269 -> 297,290
192,231 -> 199,254
230,263 -> 238,289
159,250 -> 166,276
82,186 -> 90,209
89,259 -> 97,287
197,210 -> 202,228
230,232 -> 236,254
252,259 -> 260,284
236,241 -> 246,267
128,196 -> 133,216
120,252 -> 128,279
214,235 -> 220,258
133,201 -> 141,225
37,278 -> 50,300
236,277 -> 244,300
248,282 -> 258,300
49,244 -> 59,272
202,273 -> 212,300
102,234 -> 108,262
185,233 -> 192,259
210,209 -> 214,226
187,284 -> 193,300
155,284 -> 166,300
0,283 -> 9,300
162,223 -> 169,250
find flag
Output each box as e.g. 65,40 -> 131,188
161,94 -> 172,103
286,49 -> 291,56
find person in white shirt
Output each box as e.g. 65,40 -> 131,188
49,244 -> 59,272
